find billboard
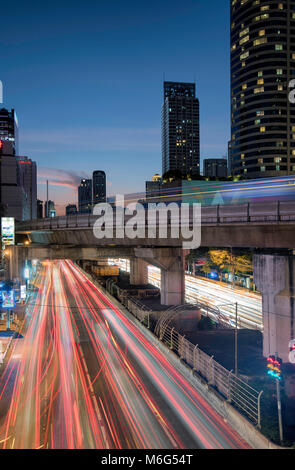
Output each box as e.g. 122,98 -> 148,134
2,290 -> 15,309
1,217 -> 15,246
20,285 -> 26,300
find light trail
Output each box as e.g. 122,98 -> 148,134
0,260 -> 251,449
112,259 -> 262,330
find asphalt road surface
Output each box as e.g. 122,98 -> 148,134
0,260 -> 250,449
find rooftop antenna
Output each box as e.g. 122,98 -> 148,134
46,180 -> 49,217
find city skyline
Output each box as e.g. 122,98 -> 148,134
1,0 -> 230,213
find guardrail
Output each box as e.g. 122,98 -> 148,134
16,200 -> 295,232
160,324 -> 263,427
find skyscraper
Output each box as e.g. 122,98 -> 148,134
44,200 -> 55,218
0,108 -> 19,154
78,179 -> 92,213
162,81 -> 200,178
230,0 -> 295,178
92,171 -> 106,204
0,141 -> 36,221
18,156 -> 37,220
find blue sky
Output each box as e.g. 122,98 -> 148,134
1,0 -> 230,213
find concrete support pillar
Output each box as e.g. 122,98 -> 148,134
160,253 -> 185,306
253,253 -> 295,363
132,247 -> 187,306
6,246 -> 21,280
130,258 -> 148,285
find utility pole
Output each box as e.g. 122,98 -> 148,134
275,351 -> 284,444
235,302 -> 238,375
46,180 -> 49,218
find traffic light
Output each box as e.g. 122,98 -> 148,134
267,355 -> 282,380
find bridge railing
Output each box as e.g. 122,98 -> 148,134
17,200 -> 295,231
160,323 -> 263,427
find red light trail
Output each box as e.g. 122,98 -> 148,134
0,260 -> 250,449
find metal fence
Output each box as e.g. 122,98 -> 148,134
159,324 -> 263,427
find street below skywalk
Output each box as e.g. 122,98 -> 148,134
112,260 -> 263,330
0,260 -> 250,449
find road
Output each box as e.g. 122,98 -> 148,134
0,260 -> 250,449
111,260 -> 262,330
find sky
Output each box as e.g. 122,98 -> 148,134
1,0 -> 230,213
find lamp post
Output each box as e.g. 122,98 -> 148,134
217,301 -> 239,376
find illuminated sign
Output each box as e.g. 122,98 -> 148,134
2,290 -> 15,309
24,267 -> 30,280
1,217 -> 15,246
20,285 -> 26,300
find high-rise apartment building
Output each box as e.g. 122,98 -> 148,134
78,179 -> 92,213
162,81 -> 200,178
93,170 -> 106,204
230,0 -> 295,178
0,108 -> 19,154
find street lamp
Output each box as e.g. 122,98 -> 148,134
217,301 -> 239,376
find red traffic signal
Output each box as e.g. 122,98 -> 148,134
267,355 -> 282,379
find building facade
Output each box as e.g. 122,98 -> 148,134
203,158 -> 228,178
37,200 -> 43,219
162,81 -> 200,178
66,204 -> 78,215
0,108 -> 19,155
78,179 -> 92,213
93,170 -> 106,204
44,200 -> 55,218
145,173 -> 162,202
0,141 -> 36,221
18,156 -> 37,220
231,0 -> 295,178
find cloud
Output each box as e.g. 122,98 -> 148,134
20,126 -> 160,152
38,166 -> 89,190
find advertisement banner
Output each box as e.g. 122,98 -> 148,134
2,290 -> 15,309
1,217 -> 15,246
20,285 -> 26,300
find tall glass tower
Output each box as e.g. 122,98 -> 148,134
0,108 -> 19,155
162,82 -> 200,178
230,0 -> 295,178
78,179 -> 92,214
93,170 -> 106,204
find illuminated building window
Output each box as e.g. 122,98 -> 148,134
254,37 -> 267,46
254,87 -> 264,94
